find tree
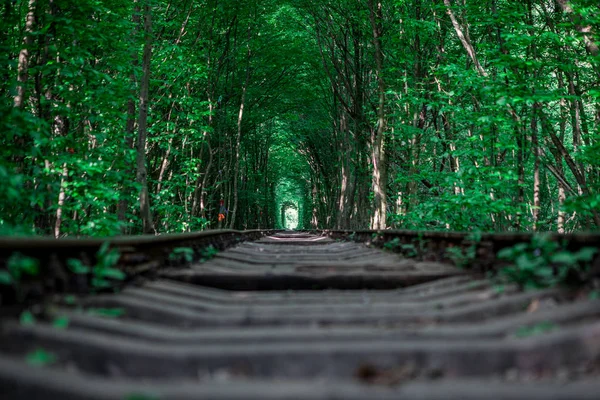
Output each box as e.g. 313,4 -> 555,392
1,0 -> 598,236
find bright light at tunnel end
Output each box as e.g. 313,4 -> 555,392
284,206 -> 299,230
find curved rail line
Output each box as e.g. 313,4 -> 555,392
1,229 -> 600,399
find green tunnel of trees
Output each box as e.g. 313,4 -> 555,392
1,0 -> 599,236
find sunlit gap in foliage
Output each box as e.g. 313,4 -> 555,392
281,201 -> 299,230
270,118 -> 313,231
275,179 -> 303,230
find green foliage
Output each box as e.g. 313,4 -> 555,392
67,259 -> 91,275
383,238 -> 418,258
125,394 -> 160,400
514,322 -> 557,338
446,246 -> 476,269
446,232 -> 481,268
20,310 -> 36,326
497,235 -> 598,289
8,253 -> 40,280
383,238 -> 401,251
169,247 -> 195,263
1,0 -> 598,234
0,270 -> 12,285
63,295 -> 77,305
199,245 -> 219,262
67,242 -> 124,290
52,316 -> 70,330
25,348 -> 57,367
86,308 -> 126,318
1,253 -> 40,286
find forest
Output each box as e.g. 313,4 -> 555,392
0,0 -> 599,236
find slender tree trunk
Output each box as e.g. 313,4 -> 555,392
443,0 -> 487,77
369,0 -> 387,230
156,136 -> 173,195
14,0 -> 36,109
156,101 -> 176,194
136,1 -> 155,234
531,105 -> 541,231
54,163 -> 68,238
555,153 -> 567,234
336,112 -> 351,229
555,0 -> 599,57
516,126 -> 525,231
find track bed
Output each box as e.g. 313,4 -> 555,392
2,231 -> 600,399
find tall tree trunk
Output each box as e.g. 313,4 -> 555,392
531,105 -> 541,231
229,26 -> 252,229
443,0 -> 487,77
369,0 -> 387,230
555,0 -> 599,57
156,100 -> 176,194
54,163 -> 68,238
14,0 -> 36,109
136,1 -> 155,234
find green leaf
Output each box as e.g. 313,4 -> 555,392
19,257 -> 39,275
67,259 -> 91,274
98,241 -> 111,256
87,308 -> 125,318
53,316 -> 70,329
101,250 -> 121,269
498,247 -> 516,259
26,348 -> 57,366
550,251 -> 577,266
573,247 -> 598,262
91,277 -> 112,288
170,247 -> 194,262
0,270 -> 13,285
20,310 -> 36,326
97,267 -> 126,280
535,266 -> 555,278
515,254 -> 542,270
514,322 -> 557,338
8,253 -> 40,278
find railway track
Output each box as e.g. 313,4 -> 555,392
1,229 -> 600,399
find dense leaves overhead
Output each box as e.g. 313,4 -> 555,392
1,0 -> 599,236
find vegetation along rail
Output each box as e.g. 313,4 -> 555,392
1,229 -> 600,399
